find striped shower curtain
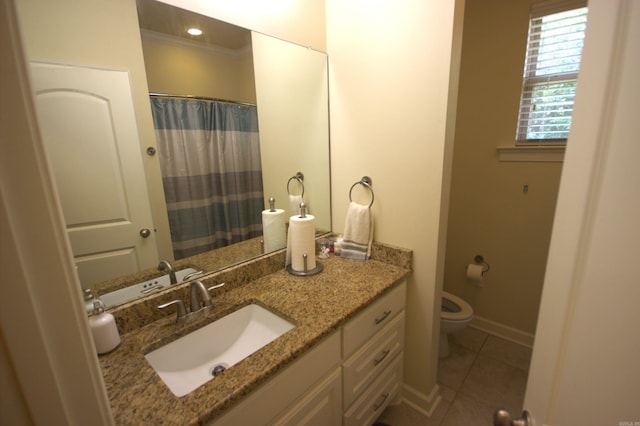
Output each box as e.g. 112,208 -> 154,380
150,97 -> 264,260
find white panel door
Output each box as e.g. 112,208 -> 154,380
523,1 -> 640,425
30,62 -> 159,286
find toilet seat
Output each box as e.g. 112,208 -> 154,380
441,291 -> 473,322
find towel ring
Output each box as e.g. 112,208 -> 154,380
349,176 -> 374,208
287,172 -> 305,197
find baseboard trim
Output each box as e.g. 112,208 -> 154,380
471,315 -> 535,348
400,383 -> 442,418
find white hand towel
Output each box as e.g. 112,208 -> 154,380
341,202 -> 373,260
289,194 -> 304,218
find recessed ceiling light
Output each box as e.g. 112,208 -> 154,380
187,28 -> 202,36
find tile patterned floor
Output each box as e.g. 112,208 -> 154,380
375,327 -> 532,426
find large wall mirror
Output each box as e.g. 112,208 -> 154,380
17,0 -> 330,308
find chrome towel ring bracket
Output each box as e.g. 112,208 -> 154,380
287,171 -> 305,197
349,176 -> 374,208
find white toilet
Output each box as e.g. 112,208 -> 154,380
439,291 -> 474,358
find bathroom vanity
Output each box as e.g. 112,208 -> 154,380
99,243 -> 411,425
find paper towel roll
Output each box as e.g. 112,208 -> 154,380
288,214 -> 316,272
262,209 -> 286,252
466,263 -> 484,284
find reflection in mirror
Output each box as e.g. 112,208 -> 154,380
137,0 -> 331,256
149,95 -> 264,260
17,0 -> 331,309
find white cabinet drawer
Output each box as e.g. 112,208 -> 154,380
342,280 -> 406,358
343,310 -> 405,409
343,354 -> 403,426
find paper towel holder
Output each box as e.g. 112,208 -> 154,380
474,255 -> 491,273
286,255 -> 324,276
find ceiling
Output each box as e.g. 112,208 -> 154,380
136,0 -> 251,50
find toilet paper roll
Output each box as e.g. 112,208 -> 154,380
466,263 -> 484,283
262,209 -> 286,252
287,214 -> 316,272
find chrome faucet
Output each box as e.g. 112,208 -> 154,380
157,260 -> 177,284
158,281 -> 226,323
189,280 -> 212,312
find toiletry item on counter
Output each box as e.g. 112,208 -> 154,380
317,238 -> 330,259
262,197 -> 286,252
333,237 -> 343,255
89,300 -> 120,354
341,201 -> 373,260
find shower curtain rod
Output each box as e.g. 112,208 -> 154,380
149,92 -> 256,107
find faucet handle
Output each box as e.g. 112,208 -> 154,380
182,270 -> 204,282
158,299 -> 187,323
208,283 -> 225,292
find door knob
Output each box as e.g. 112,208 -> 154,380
493,409 -> 532,426
139,228 -> 151,238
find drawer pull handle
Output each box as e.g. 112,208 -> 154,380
374,310 -> 391,325
373,392 -> 390,411
373,349 -> 391,366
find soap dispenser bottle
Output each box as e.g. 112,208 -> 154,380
89,300 -> 120,354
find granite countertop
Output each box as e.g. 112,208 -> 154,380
99,254 -> 410,425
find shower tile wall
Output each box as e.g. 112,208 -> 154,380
376,328 -> 532,426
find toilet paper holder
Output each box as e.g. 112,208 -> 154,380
474,255 -> 491,273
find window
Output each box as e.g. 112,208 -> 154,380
516,2 -> 588,143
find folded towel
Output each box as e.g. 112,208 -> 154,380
341,201 -> 373,260
289,194 -> 304,217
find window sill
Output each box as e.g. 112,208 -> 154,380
497,145 -> 565,162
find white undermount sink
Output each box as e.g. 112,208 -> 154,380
145,304 -> 295,397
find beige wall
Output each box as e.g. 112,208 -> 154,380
326,0 -> 464,412
15,0 -> 173,262
141,31 -> 256,103
444,0 -> 563,336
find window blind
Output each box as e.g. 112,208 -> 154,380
516,5 -> 588,142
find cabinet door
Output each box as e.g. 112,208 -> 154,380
272,368 -> 342,426
211,332 -> 340,425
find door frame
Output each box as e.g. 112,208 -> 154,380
0,0 -> 113,423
